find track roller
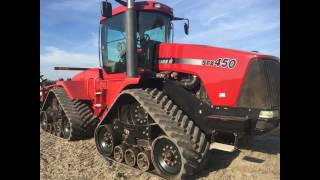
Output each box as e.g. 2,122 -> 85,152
47,124 -> 53,134
125,147 -> 139,167
114,145 -> 126,162
55,119 -> 63,137
137,151 -> 153,172
52,122 -> 57,136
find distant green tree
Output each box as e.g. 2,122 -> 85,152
40,73 -> 56,86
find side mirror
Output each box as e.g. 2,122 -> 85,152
101,1 -> 112,18
173,17 -> 190,35
184,23 -> 189,35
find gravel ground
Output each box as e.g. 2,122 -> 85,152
40,127 -> 280,180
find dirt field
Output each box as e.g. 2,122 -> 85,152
40,127 -> 280,180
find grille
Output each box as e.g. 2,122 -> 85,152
237,59 -> 280,109
262,60 -> 280,108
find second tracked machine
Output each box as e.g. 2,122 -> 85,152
40,0 -> 280,179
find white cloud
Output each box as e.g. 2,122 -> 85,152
174,0 -> 280,56
71,32 -> 99,52
181,15 -> 279,43
40,46 -> 99,80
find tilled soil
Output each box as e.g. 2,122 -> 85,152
40,127 -> 280,180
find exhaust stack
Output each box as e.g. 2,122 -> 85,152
125,0 -> 137,77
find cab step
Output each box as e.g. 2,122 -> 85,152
94,104 -> 102,108
95,91 -> 103,95
210,142 -> 237,152
207,114 -> 248,122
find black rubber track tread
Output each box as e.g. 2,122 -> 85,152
145,88 -> 209,174
41,88 -> 95,140
169,105 -> 179,117
164,100 -> 174,111
75,103 -> 87,111
116,88 -> 209,179
72,99 -> 96,137
78,110 -> 93,121
174,110 -> 183,122
186,121 -> 194,135
192,126 -> 200,144
49,88 -> 84,140
80,109 -> 92,116
149,89 -> 159,97
179,115 -> 188,128
154,91 -> 165,103
159,96 -> 169,107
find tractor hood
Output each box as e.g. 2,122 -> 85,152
155,43 -> 280,109
157,43 -> 278,63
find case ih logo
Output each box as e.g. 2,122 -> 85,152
202,58 -> 237,69
159,58 -> 175,64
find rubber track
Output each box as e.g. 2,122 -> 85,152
43,88 -> 94,140
73,100 -> 97,138
119,88 -> 209,179
145,88 -> 210,173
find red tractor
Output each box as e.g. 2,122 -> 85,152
40,0 -> 280,179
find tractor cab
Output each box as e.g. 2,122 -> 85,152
100,11 -> 170,74
100,1 -> 188,75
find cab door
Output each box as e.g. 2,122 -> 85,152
100,13 -> 129,109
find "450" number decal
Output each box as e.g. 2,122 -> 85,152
202,58 -> 237,69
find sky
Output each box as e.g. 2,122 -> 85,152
40,0 -> 280,80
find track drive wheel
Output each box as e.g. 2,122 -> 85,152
151,136 -> 184,179
95,124 -> 121,157
62,118 -> 71,139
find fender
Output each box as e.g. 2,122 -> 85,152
96,77 -> 163,125
97,92 -> 133,125
56,80 -> 90,100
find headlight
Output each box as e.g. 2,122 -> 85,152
259,110 -> 279,119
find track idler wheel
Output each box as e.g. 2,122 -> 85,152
114,145 -> 126,162
151,136 -> 183,178
62,118 -> 71,139
95,124 -> 121,157
40,111 -> 49,131
124,147 -> 139,167
137,151 -> 153,172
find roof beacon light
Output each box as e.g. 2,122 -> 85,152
154,3 -> 161,8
